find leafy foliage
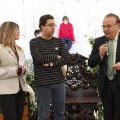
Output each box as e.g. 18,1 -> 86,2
84,35 -> 104,119
26,72 -> 34,90
25,60 -> 36,118
84,35 -> 99,73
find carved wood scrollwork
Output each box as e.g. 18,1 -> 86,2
65,53 -> 100,120
65,103 -> 98,120
65,53 -> 98,90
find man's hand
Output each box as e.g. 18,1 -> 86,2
42,63 -> 49,67
112,62 -> 120,70
99,44 -> 108,57
57,55 -> 61,59
42,63 -> 53,67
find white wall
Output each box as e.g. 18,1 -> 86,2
0,0 -> 120,59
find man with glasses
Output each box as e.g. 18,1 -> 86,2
30,14 -> 71,120
88,13 -> 120,120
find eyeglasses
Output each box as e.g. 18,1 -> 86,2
101,23 -> 117,29
45,24 -> 57,27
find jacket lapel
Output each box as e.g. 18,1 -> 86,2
116,32 -> 120,62
16,47 -> 25,66
104,36 -> 109,44
4,46 -> 16,58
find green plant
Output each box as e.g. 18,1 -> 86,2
84,35 -> 95,48
26,71 -> 37,118
26,72 -> 34,89
25,60 -> 36,118
84,35 -> 104,120
98,104 -> 104,120
84,35 -> 99,73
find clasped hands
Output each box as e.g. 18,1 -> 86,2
16,65 -> 26,75
99,44 -> 120,70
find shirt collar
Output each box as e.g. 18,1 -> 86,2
114,32 -> 119,41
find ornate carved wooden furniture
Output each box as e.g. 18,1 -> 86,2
65,53 -> 100,120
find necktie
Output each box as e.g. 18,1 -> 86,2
107,40 -> 114,80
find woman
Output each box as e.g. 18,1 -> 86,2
59,16 -> 75,51
0,21 -> 29,120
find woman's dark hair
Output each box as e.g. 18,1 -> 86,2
62,16 -> 69,22
39,14 -> 54,31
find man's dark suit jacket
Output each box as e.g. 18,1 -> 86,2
88,32 -> 120,97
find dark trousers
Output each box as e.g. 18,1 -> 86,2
101,76 -> 120,120
0,91 -> 25,120
61,37 -> 72,51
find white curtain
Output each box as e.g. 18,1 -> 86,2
0,0 -> 120,59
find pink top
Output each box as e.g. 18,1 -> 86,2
59,23 -> 75,41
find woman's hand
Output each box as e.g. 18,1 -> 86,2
16,65 -> 26,75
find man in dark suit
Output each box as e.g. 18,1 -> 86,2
88,13 -> 120,120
